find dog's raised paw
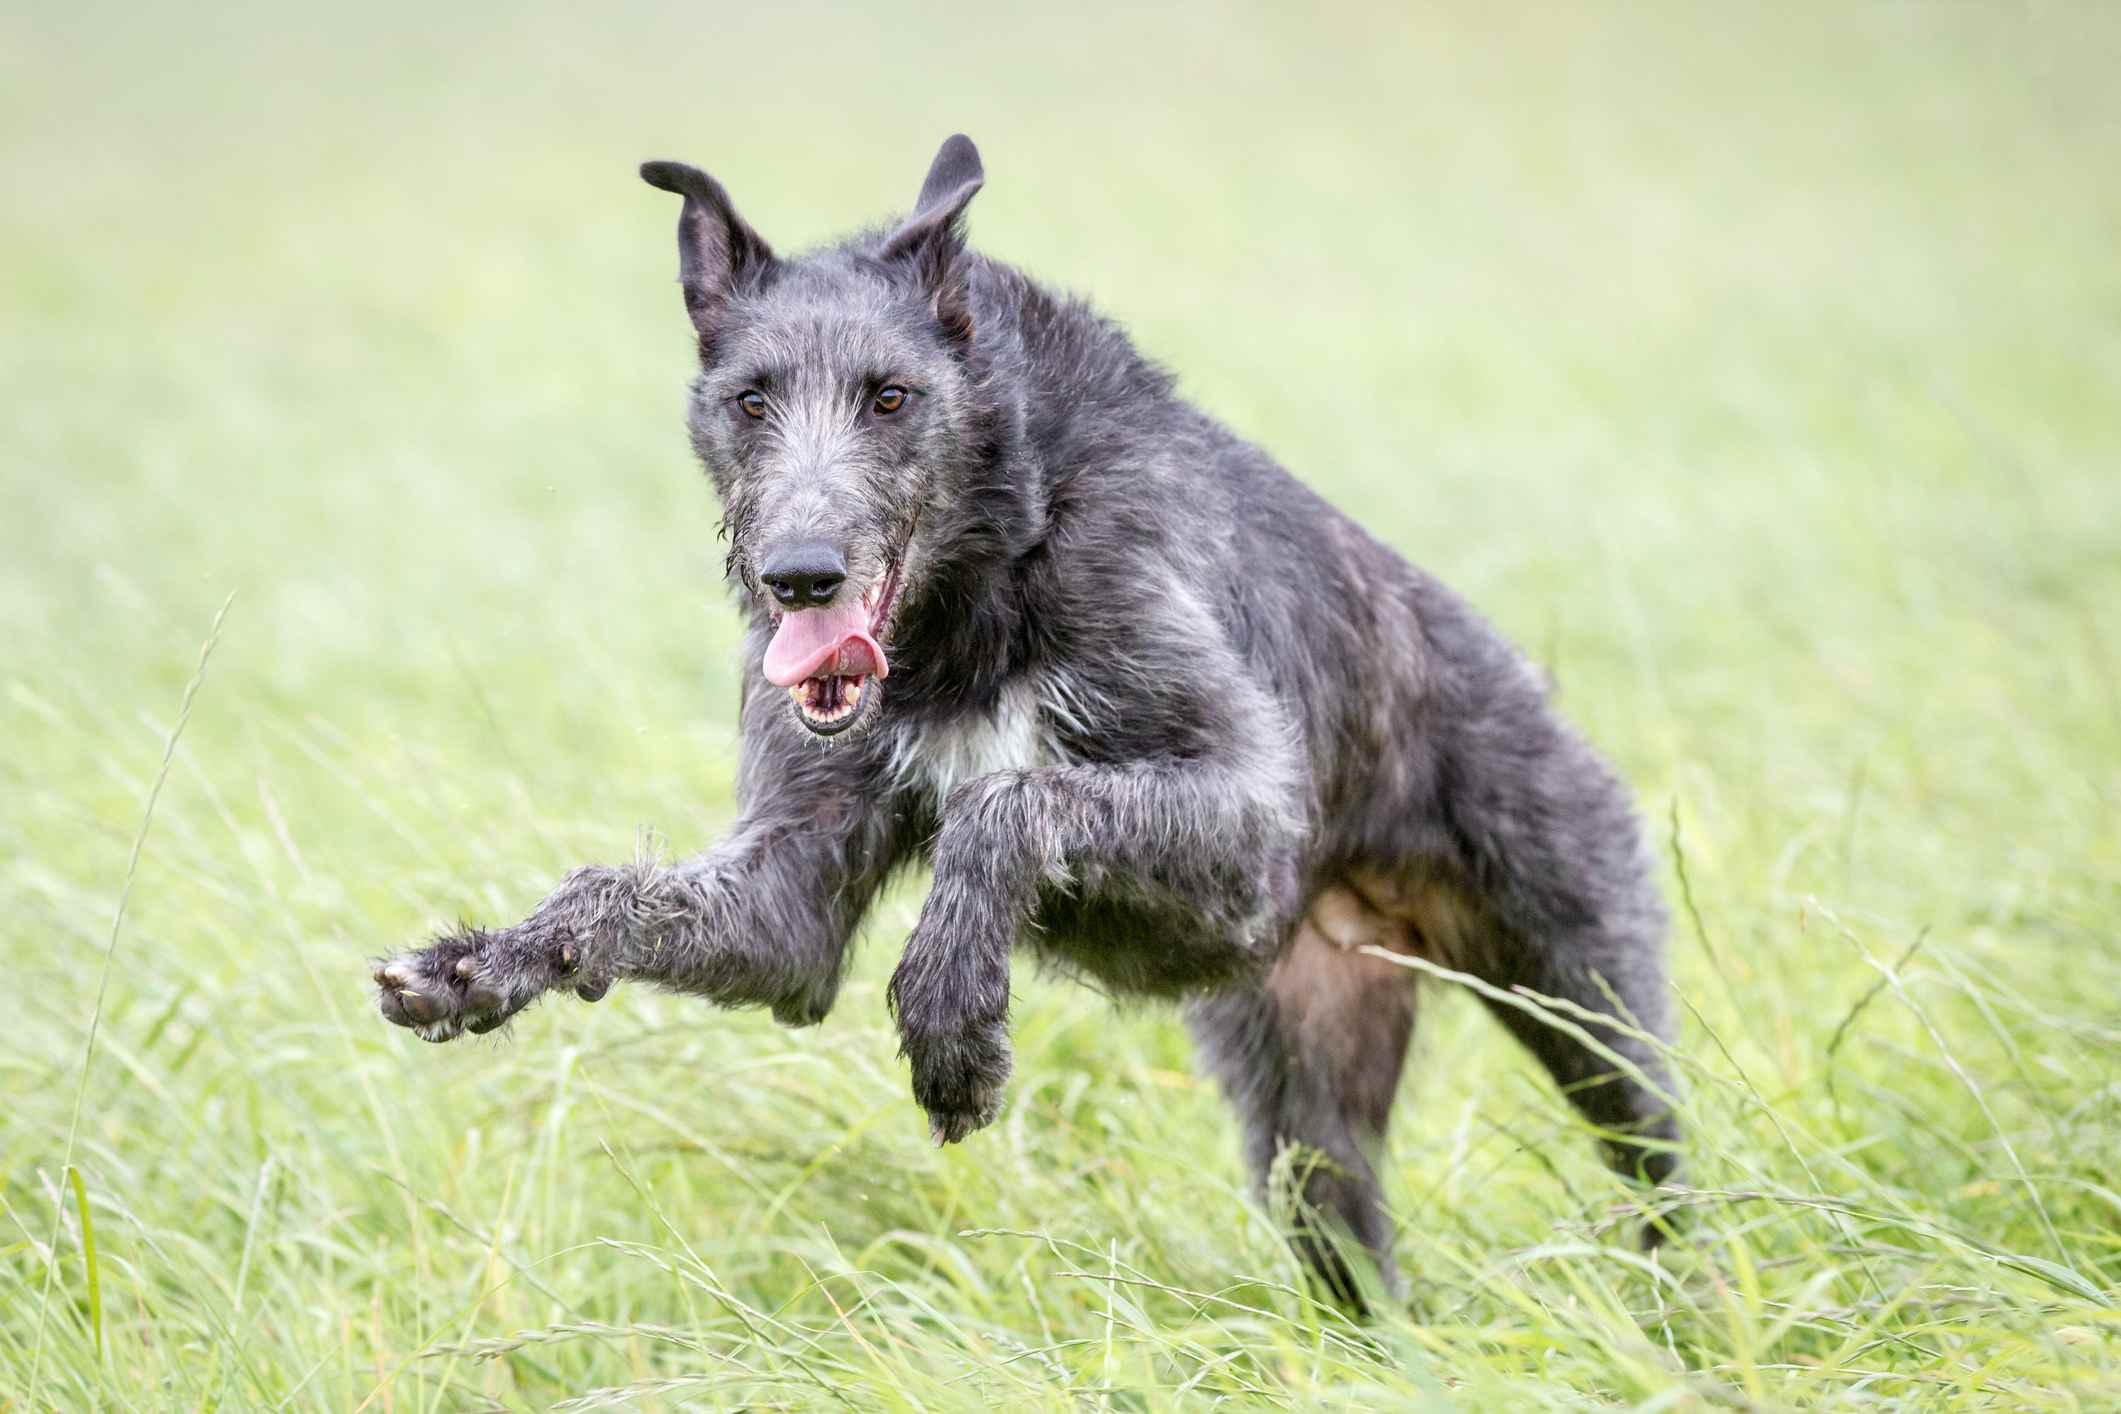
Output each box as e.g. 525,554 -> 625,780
374,933 -> 520,1042
904,1014 -> 1012,1146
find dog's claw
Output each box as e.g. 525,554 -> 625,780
560,941 -> 577,971
926,1106 -> 993,1146
376,964 -> 409,988
456,956 -> 476,980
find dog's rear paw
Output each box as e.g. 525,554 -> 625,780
374,930 -> 537,1043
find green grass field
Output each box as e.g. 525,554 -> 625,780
5,1 -> 2120,1407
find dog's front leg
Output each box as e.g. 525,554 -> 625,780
377,774 -> 906,1040
889,756 -> 1300,1143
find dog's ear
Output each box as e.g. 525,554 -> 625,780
881,134 -> 984,344
639,160 -> 775,349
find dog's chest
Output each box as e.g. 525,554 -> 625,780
884,678 -> 1056,807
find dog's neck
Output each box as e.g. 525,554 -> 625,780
886,375 -> 1044,721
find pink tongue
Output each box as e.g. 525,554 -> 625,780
763,602 -> 888,687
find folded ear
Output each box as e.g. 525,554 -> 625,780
639,160 -> 775,348
880,134 -> 984,343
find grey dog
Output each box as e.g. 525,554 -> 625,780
375,134 -> 1680,1304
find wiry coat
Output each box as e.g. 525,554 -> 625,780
375,135 -> 1680,1306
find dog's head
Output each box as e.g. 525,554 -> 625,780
640,136 -> 992,739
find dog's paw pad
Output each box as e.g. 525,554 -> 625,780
373,939 -> 520,1042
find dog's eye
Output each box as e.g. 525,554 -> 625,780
871,386 -> 908,416
737,391 -> 766,419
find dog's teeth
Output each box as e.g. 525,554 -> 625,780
845,680 -> 862,706
788,685 -> 805,705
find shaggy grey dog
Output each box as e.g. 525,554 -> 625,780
375,134 -> 1679,1304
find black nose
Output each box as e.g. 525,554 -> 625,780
759,543 -> 848,609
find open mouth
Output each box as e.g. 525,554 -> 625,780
789,673 -> 870,733
764,563 -> 901,737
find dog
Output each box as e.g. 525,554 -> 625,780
374,134 -> 1680,1305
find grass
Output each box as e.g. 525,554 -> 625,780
3,0 -> 2119,1407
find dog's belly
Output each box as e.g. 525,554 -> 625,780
1025,865 -> 1476,1000
1028,890 -> 1270,997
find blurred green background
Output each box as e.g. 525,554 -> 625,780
4,2 -> 2119,1408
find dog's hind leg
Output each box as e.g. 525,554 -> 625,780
1185,885 -> 1418,1309
1409,720 -> 1684,1220
1458,898 -> 1683,1205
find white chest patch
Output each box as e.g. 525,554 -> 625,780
884,677 -> 1058,807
